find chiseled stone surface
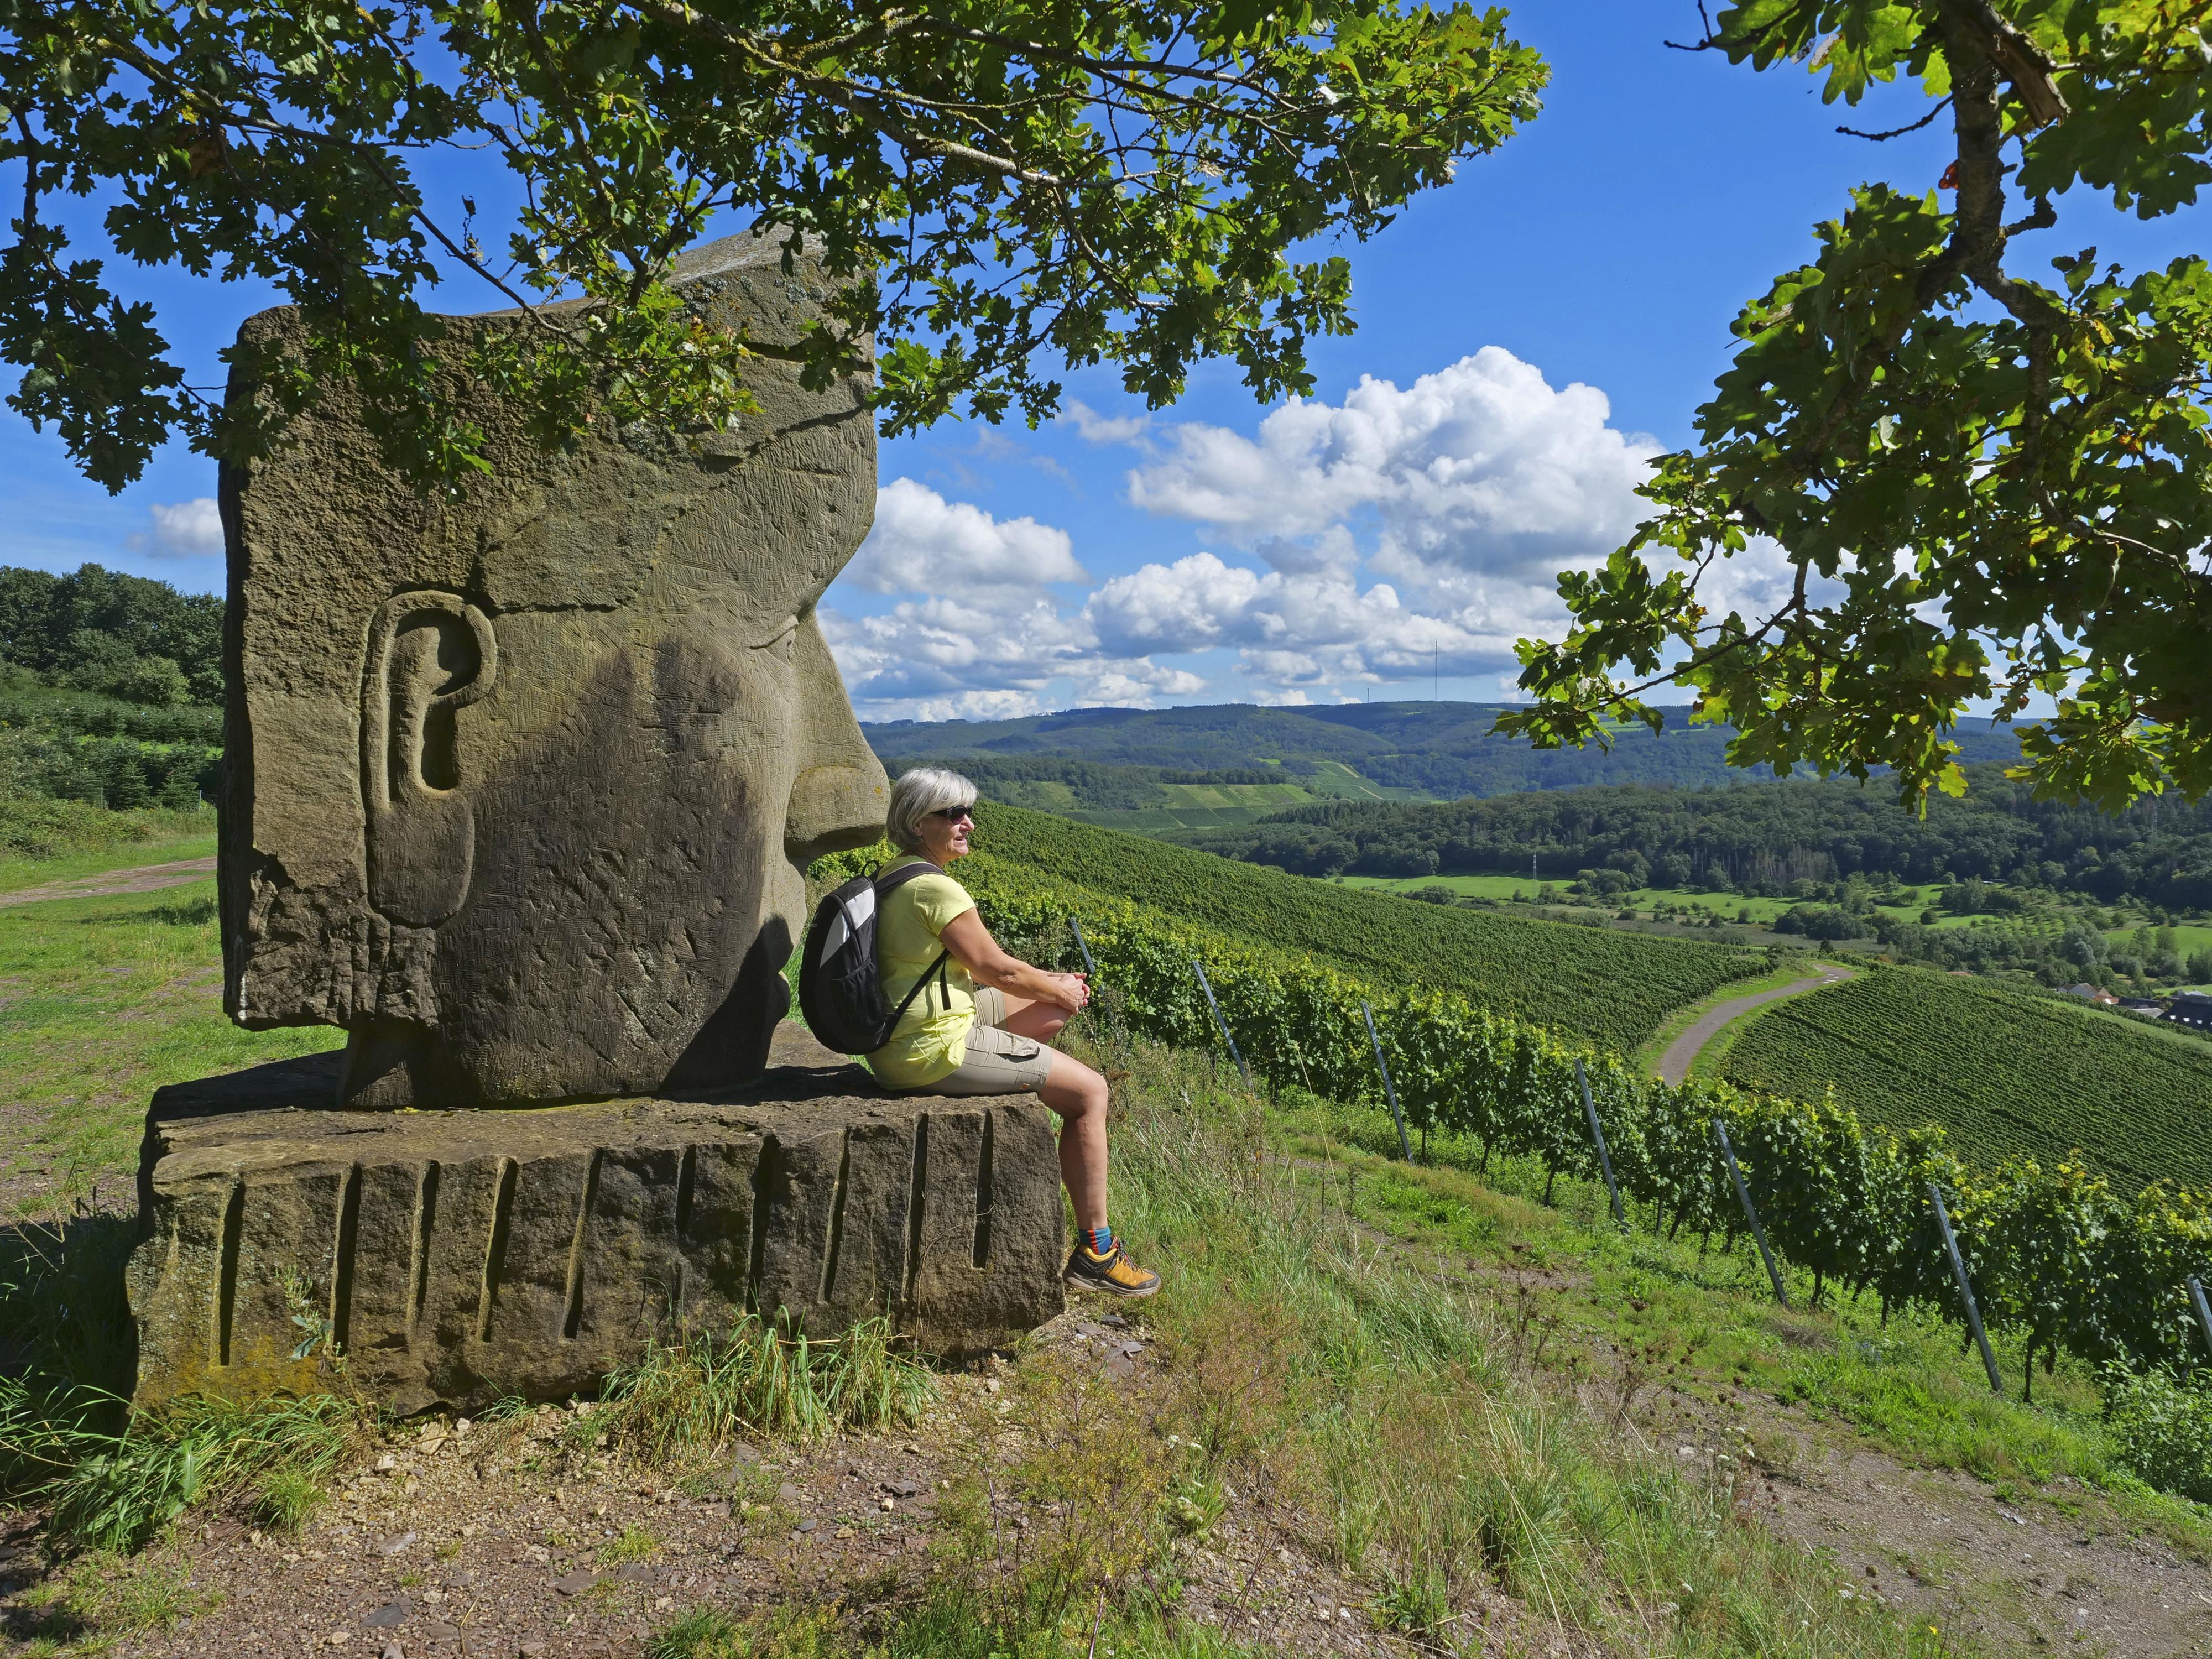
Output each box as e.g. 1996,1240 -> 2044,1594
128,1026 -> 1066,1411
218,230 -> 886,1108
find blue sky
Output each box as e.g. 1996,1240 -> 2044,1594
6,3 -> 2202,720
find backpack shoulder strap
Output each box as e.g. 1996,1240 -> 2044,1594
873,858 -> 940,897
888,948 -> 952,1025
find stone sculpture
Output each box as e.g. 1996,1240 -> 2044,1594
218,231 -> 889,1108
127,232 -> 1068,1407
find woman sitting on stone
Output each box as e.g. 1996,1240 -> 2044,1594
867,766 -> 1159,1298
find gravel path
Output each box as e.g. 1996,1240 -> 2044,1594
1655,960 -> 1855,1084
0,857 -> 217,909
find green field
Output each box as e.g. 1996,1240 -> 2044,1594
1338,872 -> 1815,924
1718,966 -> 2212,1189
969,802 -> 1773,1055
0,877 -> 336,1215
1062,759 -> 1423,832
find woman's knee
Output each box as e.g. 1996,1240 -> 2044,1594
1042,1053 -> 1107,1118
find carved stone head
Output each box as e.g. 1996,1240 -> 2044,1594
218,233 -> 887,1107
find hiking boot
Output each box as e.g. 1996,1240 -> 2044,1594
1062,1241 -> 1161,1298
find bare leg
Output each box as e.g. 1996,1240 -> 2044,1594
1037,1049 -> 1109,1236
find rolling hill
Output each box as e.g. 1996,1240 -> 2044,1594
964,805 -> 2211,1188
1715,967 -> 2212,1190
864,700 -> 2026,803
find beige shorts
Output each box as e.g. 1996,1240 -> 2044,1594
931,987 -> 1056,1095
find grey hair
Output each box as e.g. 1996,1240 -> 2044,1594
886,766 -> 978,854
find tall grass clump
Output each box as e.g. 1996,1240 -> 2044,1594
0,1215 -> 137,1488
596,1314 -> 934,1466
1,1214 -> 366,1551
41,1392 -> 364,1550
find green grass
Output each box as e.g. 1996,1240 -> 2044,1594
0,880 -> 339,1216
1279,1069 -> 2211,1556
594,1315 -> 935,1465
967,803 -> 1775,1054
1717,964 -> 2212,1187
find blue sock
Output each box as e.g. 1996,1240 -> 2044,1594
1084,1224 -> 1114,1257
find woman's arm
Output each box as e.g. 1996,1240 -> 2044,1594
938,909 -> 1089,1014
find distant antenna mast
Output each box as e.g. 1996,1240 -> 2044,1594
1433,642 -> 1439,701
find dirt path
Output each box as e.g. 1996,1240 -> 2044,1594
1648,1385 -> 2212,1656
0,857 -> 216,909
0,1312 -> 1401,1659
1655,960 -> 1855,1084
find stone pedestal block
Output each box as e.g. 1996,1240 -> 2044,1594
128,1026 -> 1066,1412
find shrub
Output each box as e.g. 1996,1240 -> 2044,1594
2104,1368 -> 2212,1504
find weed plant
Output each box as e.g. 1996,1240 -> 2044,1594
595,1315 -> 935,1467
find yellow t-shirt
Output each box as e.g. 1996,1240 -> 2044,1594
865,856 -> 979,1088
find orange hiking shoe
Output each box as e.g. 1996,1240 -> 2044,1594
1062,1240 -> 1160,1298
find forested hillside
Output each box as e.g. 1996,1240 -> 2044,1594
1183,767 -> 2212,912
967,801 -> 1772,1055
0,565 -> 224,820
867,701 -> 2025,802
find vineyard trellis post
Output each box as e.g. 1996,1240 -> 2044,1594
2190,1276 -> 2212,1364
1190,959 -> 1252,1088
1575,1057 -> 1624,1228
1068,914 -> 1133,1080
1930,1184 -> 2002,1395
1361,1001 -> 1413,1162
1714,1121 -> 1788,1307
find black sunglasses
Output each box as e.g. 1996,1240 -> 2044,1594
927,805 -> 976,823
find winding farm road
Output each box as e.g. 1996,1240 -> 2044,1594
0,855 -> 217,907
1656,959 -> 1858,1085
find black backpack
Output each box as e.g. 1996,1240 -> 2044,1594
797,860 -> 952,1056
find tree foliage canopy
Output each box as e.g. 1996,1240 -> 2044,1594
0,0 -> 1543,491
0,561 -> 223,704
1497,0 -> 2212,813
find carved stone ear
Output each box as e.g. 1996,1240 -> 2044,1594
362,591 -> 498,927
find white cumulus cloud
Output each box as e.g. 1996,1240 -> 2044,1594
825,351 -> 1713,716
129,497 -> 223,558
1082,552 -> 1498,687
1128,348 -> 1660,591
825,482 -> 1203,720
842,477 -> 1084,609
1060,399 -> 1152,446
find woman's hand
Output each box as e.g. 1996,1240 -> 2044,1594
1038,971 -> 1089,1014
